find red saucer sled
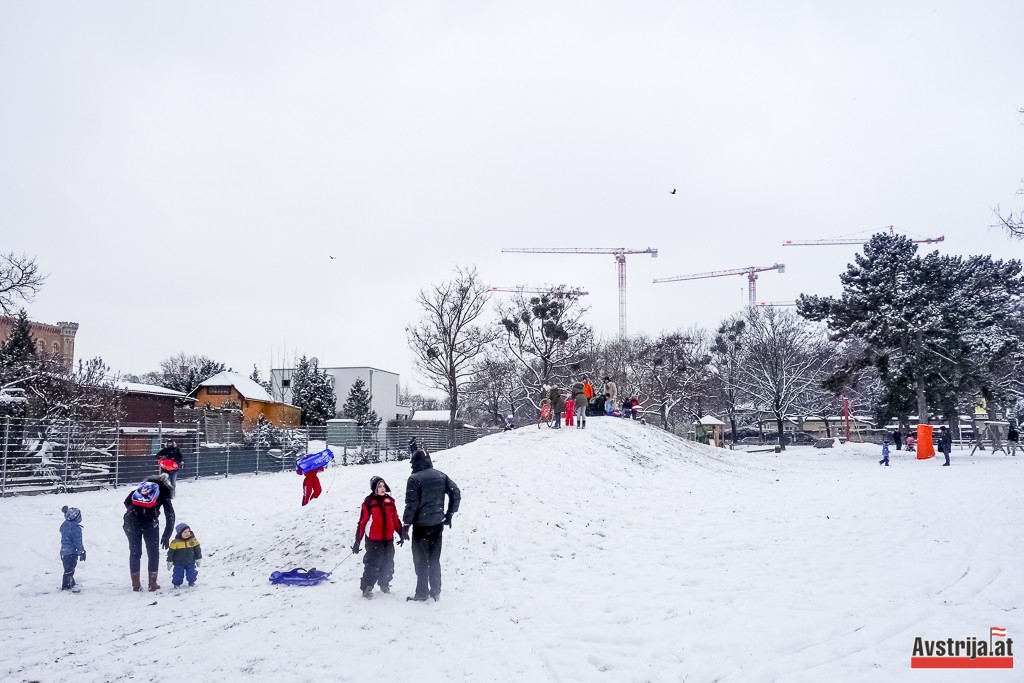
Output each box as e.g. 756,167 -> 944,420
158,458 -> 179,471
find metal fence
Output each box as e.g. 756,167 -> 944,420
0,417 -> 502,497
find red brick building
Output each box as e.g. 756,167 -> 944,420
0,315 -> 78,367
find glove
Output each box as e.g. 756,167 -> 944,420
444,512 -> 453,528
167,561 -> 173,571
397,538 -> 405,547
195,560 -> 201,568
400,526 -> 410,542
79,551 -> 86,561
161,538 -> 170,550
351,542 -> 361,554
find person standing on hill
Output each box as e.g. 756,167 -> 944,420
582,378 -> 595,416
891,429 -> 903,451
1008,423 -> 1019,457
403,448 -> 460,602
122,473 -> 175,591
571,381 -> 587,429
352,476 -> 407,599
548,386 -> 566,430
603,376 -> 618,405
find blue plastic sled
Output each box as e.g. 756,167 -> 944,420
269,568 -> 332,586
295,448 -> 334,474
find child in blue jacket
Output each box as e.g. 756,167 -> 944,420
59,506 -> 86,591
879,440 -> 890,466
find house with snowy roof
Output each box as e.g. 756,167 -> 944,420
190,371 -> 301,428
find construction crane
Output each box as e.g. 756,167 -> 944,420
653,263 -> 785,306
783,225 -> 944,247
501,247 -> 658,337
490,286 -> 589,297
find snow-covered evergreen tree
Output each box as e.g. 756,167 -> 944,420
0,308 -> 38,384
249,365 -> 273,395
342,378 -> 380,427
290,355 -> 336,426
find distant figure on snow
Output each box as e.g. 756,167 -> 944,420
156,440 -> 183,488
1008,424 -> 1019,457
59,505 -> 86,591
167,523 -> 202,588
905,434 -> 916,453
939,425 -> 952,466
603,376 -> 618,404
891,430 -> 903,451
352,476 -> 407,599
548,386 -> 566,429
403,448 -> 460,602
571,381 -> 587,429
504,415 -> 516,431
878,440 -> 890,466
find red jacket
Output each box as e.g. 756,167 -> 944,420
356,494 -> 403,542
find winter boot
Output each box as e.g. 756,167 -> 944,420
361,586 -> 374,600
131,572 -> 142,592
406,595 -> 428,602
148,572 -> 161,591
379,584 -> 390,594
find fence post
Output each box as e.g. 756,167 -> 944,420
1,416 -> 9,498
225,425 -> 231,478
114,420 -> 120,487
63,419 -> 72,493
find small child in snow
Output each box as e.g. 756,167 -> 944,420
879,440 -> 890,466
297,464 -> 325,506
906,434 -> 916,453
504,415 -> 516,431
166,522 -> 202,588
352,475 -> 408,599
59,505 -> 86,591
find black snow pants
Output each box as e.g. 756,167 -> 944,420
411,523 -> 445,599
125,524 -> 160,573
360,539 -> 396,590
61,554 -> 78,589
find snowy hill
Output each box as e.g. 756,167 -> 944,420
0,418 -> 1021,682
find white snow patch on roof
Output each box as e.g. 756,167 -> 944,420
196,371 -> 274,402
116,382 -> 189,398
411,410 -> 453,421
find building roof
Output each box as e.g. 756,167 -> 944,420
696,415 -> 725,426
272,365 -> 400,377
195,371 -> 274,402
117,382 -> 190,398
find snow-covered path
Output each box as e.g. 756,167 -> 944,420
0,419 -> 1020,682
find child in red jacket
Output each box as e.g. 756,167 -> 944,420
297,465 -> 325,506
352,476 -> 408,598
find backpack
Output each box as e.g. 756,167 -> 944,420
131,482 -> 160,508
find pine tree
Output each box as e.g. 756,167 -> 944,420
291,356 -> 336,426
0,308 -> 38,388
342,378 -> 381,427
249,364 -> 272,394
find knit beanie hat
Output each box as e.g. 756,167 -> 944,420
175,523 -> 191,535
61,505 -> 81,523
369,476 -> 391,494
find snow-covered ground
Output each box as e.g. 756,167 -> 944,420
0,419 -> 1020,682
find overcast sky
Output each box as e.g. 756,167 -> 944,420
2,1 -> 1022,394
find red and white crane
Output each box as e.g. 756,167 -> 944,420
653,263 -> 785,306
489,286 -> 589,297
501,247 -> 658,337
783,225 -> 944,247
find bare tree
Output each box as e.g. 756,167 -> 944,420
632,330 -> 710,430
407,266 -> 497,445
498,289 -> 591,408
993,108 -> 1024,238
737,307 -> 831,450
466,348 -> 524,426
0,253 -> 47,315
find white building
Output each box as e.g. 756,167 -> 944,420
269,366 -> 411,422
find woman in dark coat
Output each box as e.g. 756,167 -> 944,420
123,473 -> 175,591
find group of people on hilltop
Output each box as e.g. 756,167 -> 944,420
540,376 -> 642,428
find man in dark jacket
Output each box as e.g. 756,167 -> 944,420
891,430 -> 903,450
548,386 -> 566,430
1008,424 -> 1019,457
156,440 -> 183,487
938,426 -> 953,467
123,473 -> 175,591
403,448 -> 460,602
